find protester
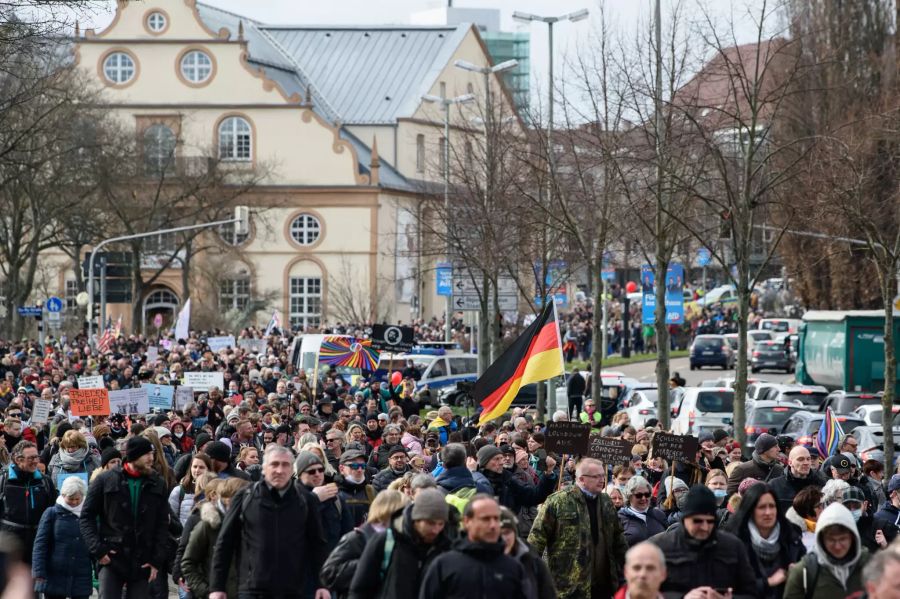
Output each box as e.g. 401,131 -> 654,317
46,430 -> 99,490
0,440 -> 57,566
770,446 -> 826,513
170,453 -> 212,526
862,549 -> 900,599
874,474 -> 900,545
615,542 -> 667,599
32,476 -> 92,599
498,505 -> 556,599
727,433 -> 785,494
296,450 -> 353,553
619,475 -> 668,547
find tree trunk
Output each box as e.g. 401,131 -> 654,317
181,241 -> 192,303
655,258 -> 671,429
882,266 -> 896,470
734,266 -> 751,449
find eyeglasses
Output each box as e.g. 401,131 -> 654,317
8,413 -> 21,418
346,463 -> 366,470
632,492 -> 651,499
688,517 -> 716,526
304,467 -> 325,475
19,455 -> 39,462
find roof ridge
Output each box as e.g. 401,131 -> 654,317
259,24 -> 457,31
195,1 -> 261,26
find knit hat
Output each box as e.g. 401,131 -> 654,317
410,488 -> 449,522
698,431 -> 714,444
738,477 -> 761,496
101,446 -> 121,467
204,441 -> 231,463
294,450 -> 323,474
477,445 -> 503,469
153,426 -> 171,439
125,436 -> 154,463
888,474 -> 900,494
663,476 -> 689,495
754,433 -> 778,454
195,433 -> 212,450
713,429 -> 729,443
681,485 -> 719,518
499,506 -> 518,531
515,448 -> 529,464
387,445 -> 408,458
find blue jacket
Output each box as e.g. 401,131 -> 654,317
874,502 -> 900,544
434,466 -> 493,495
32,503 -> 93,598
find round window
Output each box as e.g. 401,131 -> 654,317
290,214 -> 321,246
147,12 -> 167,33
103,52 -> 136,85
180,50 -> 213,84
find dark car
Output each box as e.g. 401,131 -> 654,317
750,340 -> 794,374
689,335 -> 734,370
744,400 -> 805,449
779,411 -> 865,448
820,390 -> 883,414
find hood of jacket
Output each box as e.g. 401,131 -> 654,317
785,506 -> 807,530
391,504 -> 450,548
814,503 -> 861,571
200,501 -> 223,529
435,465 -> 475,491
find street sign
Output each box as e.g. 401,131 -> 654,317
370,324 -> 415,353
436,264 -> 452,297
697,247 -> 712,267
452,274 -> 516,295
47,312 -> 62,328
45,297 -> 63,313
16,306 -> 42,317
601,267 -> 616,282
452,295 -> 517,311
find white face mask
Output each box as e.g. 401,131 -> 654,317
851,508 -> 863,522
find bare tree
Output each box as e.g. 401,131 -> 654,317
328,257 -> 392,325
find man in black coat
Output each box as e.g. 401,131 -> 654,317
874,474 -> 900,545
419,494 -> 526,598
566,368 -> 586,418
476,445 -> 557,512
209,444 -> 328,599
80,436 -> 170,599
769,445 -> 826,512
0,440 -> 56,566
649,486 -> 757,599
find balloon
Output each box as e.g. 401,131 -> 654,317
391,371 -> 402,386
625,281 -> 638,294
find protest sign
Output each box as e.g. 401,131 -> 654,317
175,386 -> 194,410
147,346 -> 159,363
77,375 -> 104,389
650,432 -> 699,463
588,435 -> 633,464
144,384 -> 174,411
545,421 -> 591,455
108,388 -> 149,416
184,372 -> 224,393
207,335 -> 236,352
31,399 -> 52,425
238,338 -> 267,353
69,388 -> 110,416
161,339 -> 173,351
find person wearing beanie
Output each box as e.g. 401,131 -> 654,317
204,440 -> 250,482
100,446 -> 122,470
874,474 -> 900,546
529,457 -> 626,598
81,434 -> 171,598
372,445 -> 411,492
477,440 -> 558,515
349,488 -> 452,599
650,485 -> 757,598
296,450 -> 353,555
726,432 -> 784,495
367,424 -> 403,471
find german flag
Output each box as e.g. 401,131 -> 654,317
475,301 -> 564,424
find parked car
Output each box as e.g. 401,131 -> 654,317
725,331 -> 774,360
689,335 -> 734,370
747,381 -> 783,402
820,390 -> 883,414
779,411 -> 865,448
744,400 -> 805,449
750,340 -> 794,373
758,318 -> 803,334
622,387 -> 684,429
853,404 -> 900,426
671,387 -> 734,436
851,425 -> 900,463
758,384 -> 829,409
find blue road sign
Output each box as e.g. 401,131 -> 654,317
17,306 -> 42,317
436,264 -> 452,296
697,247 -> 712,267
46,297 -> 63,313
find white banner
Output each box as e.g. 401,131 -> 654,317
174,298 -> 191,341
183,372 -> 224,393
146,346 -> 159,363
207,335 -> 235,352
77,375 -> 104,390
108,388 -> 149,416
31,399 -> 51,425
175,386 -> 194,410
238,338 -> 267,353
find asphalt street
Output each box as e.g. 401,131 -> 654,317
614,356 -> 796,387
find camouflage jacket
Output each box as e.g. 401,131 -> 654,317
528,485 -> 627,599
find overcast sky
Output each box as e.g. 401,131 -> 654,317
80,0 -> 778,111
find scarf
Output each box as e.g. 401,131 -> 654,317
748,521 -> 781,563
804,518 -> 817,533
59,447 -> 88,469
621,505 -> 648,523
56,493 -> 83,517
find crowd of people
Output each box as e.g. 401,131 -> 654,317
0,329 -> 895,599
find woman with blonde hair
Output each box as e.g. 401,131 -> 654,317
300,441 -> 336,480
47,429 -> 99,489
321,490 -> 409,599
142,428 -> 176,489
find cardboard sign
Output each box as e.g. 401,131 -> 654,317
143,384 -> 174,411
238,338 -> 267,353
588,435 -> 634,464
370,324 -> 415,353
31,399 -> 52,425
69,388 -> 110,417
650,432 -> 699,463
146,346 -> 159,363
77,375 -> 104,390
207,335 -> 236,352
545,421 -> 591,455
175,386 -> 194,410
108,388 -> 149,416
184,372 -> 224,393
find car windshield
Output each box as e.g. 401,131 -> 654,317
838,397 -> 881,412
780,391 -> 826,407
749,331 -> 771,341
696,391 -> 734,413
749,406 -> 803,425
637,390 -> 659,404
755,342 -> 783,352
725,338 -> 738,349
807,417 -> 863,434
762,321 -> 790,332
694,338 -> 722,349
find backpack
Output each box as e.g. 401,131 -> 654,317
800,552 -> 819,599
445,485 -> 477,515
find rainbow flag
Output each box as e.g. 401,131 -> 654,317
816,407 -> 845,458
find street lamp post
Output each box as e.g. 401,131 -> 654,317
422,92 -> 476,343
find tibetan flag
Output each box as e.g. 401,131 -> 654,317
816,407 -> 845,458
475,302 -> 564,424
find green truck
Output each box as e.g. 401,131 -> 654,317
796,310 -> 900,394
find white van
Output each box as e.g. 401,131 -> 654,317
671,387 -> 735,436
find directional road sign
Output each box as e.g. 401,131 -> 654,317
698,247 -> 712,267
452,294 -> 517,311
46,297 -> 63,313
17,306 -> 42,317
452,275 -> 517,295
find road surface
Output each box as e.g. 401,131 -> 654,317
613,356 -> 795,387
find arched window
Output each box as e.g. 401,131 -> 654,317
143,124 -> 176,176
103,52 -> 136,84
218,116 -> 251,161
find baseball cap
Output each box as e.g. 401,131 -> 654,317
828,455 -> 852,473
841,486 -> 866,505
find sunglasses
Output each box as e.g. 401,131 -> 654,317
304,467 -> 324,475
345,463 -> 366,470
632,492 -> 651,499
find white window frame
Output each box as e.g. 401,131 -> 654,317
218,221 -> 250,246
103,52 -> 135,84
218,116 -> 252,162
180,50 -> 212,83
219,278 -> 250,311
289,276 -> 322,330
289,214 -> 321,246
65,280 -> 79,311
416,134 -> 425,173
143,124 -> 176,176
147,12 -> 167,32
